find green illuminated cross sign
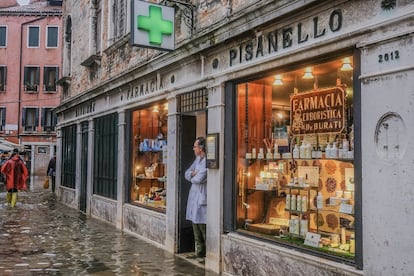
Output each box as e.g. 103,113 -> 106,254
137,5 -> 173,45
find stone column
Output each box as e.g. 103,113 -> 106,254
165,95 -> 179,252
86,118 -> 94,215
116,110 -> 126,229
205,84 -> 224,274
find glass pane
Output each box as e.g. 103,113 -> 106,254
131,101 -> 168,211
236,56 -> 355,260
47,27 -> 58,47
28,26 -> 39,47
0,26 -> 6,47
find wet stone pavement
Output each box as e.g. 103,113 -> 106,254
0,185 -> 210,276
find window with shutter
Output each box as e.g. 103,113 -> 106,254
28,26 -> 40,48
0,66 -> 6,91
0,107 -> 5,131
0,26 -> 7,47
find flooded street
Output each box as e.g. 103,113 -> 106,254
0,186 -> 208,275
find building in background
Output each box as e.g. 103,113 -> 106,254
0,0 -> 62,185
55,0 -> 414,275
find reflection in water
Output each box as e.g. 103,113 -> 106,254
0,190 -> 207,275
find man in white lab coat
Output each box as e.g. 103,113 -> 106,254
185,136 -> 207,262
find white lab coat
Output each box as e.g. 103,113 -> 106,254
184,156 -> 207,224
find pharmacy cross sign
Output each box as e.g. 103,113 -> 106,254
131,1 -> 175,51
137,5 -> 173,45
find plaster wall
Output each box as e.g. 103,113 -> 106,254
123,204 -> 166,246
222,234 -> 362,276
359,33 -> 414,276
91,195 -> 117,224
60,186 -> 77,208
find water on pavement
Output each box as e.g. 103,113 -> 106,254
0,187 -> 209,276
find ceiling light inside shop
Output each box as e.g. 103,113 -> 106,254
277,112 -> 284,119
273,75 -> 284,86
341,57 -> 353,71
302,67 -> 314,79
152,106 -> 159,113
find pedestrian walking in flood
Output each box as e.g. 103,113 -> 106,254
47,155 -> 56,193
1,152 -> 28,207
184,136 -> 207,264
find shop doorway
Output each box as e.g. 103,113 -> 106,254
178,115 -> 196,253
177,89 -> 208,254
80,122 -> 88,213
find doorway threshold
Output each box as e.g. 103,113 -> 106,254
176,252 -> 205,269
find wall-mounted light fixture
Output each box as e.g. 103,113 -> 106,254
273,74 -> 283,86
302,67 -> 314,79
340,57 -> 353,71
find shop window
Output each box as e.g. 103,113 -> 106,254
28,26 -> 40,48
130,102 -> 168,212
24,66 -> 40,92
22,107 -> 39,132
43,66 -> 59,92
0,107 -> 5,131
62,124 -> 76,189
41,107 -> 56,131
0,66 -> 6,91
94,113 -> 118,199
234,57 -> 355,262
46,26 -> 59,48
0,26 -> 7,47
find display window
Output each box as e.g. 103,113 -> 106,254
130,101 -> 168,212
235,56 -> 355,261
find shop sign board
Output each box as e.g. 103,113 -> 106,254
290,87 -> 345,135
130,0 -> 175,51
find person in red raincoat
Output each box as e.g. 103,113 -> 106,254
1,152 -> 28,207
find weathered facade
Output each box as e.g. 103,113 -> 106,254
0,0 -> 62,184
56,0 -> 414,275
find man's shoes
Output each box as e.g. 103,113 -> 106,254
186,254 -> 198,259
197,258 -> 205,264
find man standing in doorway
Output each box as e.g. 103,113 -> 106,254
185,136 -> 207,263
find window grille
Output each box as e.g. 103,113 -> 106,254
179,88 -> 208,113
61,124 -> 76,189
93,113 -> 118,199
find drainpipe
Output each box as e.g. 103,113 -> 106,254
18,16 -> 47,144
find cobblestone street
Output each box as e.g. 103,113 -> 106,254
0,182 -> 209,275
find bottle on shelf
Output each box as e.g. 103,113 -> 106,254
286,193 -> 291,210
325,143 -> 332,158
305,143 -> 311,159
302,195 -> 307,212
293,144 -> 299,159
291,194 -> 297,211
299,141 -> 305,159
332,142 -> 338,158
349,234 -> 355,254
317,192 -> 324,209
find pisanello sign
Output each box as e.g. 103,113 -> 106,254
130,0 -> 175,51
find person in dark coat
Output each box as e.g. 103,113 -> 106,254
47,155 -> 56,193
